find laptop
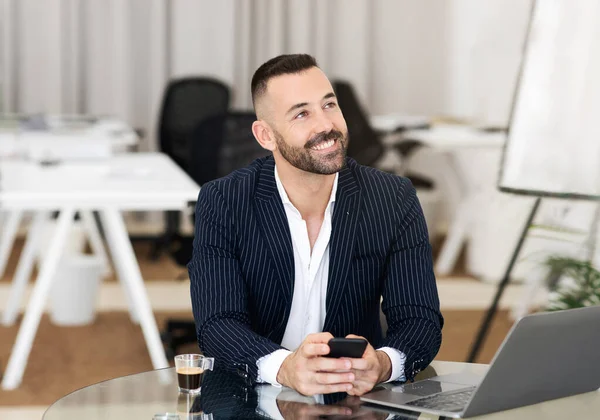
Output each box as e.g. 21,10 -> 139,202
361,306 -> 600,418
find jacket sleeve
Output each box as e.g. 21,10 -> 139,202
381,178 -> 444,381
188,182 -> 283,384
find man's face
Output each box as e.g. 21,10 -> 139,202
262,67 -> 348,175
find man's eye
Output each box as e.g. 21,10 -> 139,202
295,111 -> 308,119
324,102 -> 337,109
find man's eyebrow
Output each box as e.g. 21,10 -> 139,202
285,92 -> 337,116
286,102 -> 309,116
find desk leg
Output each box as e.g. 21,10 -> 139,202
99,208 -> 168,370
2,211 -> 47,326
81,210 -> 112,277
1,208 -> 75,390
81,210 -> 135,321
93,209 -> 139,324
435,199 -> 471,276
0,210 -> 23,279
434,153 -> 471,276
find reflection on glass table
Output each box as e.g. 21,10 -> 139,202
43,366 -> 434,420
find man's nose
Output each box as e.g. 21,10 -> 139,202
313,109 -> 335,134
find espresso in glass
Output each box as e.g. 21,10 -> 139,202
174,354 -> 214,394
177,366 -> 204,390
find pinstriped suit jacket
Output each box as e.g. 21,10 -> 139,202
188,156 -> 443,384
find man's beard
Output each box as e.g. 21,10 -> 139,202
274,129 -> 348,175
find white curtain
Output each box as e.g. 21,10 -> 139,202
0,0 -> 530,151
0,0 -> 169,151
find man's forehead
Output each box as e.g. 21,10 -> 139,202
266,67 -> 333,109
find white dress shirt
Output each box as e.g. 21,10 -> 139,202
256,166 -> 406,387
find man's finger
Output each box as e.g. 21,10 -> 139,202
305,332 -> 335,343
347,378 -> 378,396
314,371 -> 355,385
311,382 -> 354,395
300,343 -> 330,357
349,358 -> 370,370
310,356 -> 352,372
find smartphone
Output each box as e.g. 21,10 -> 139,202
325,337 -> 368,358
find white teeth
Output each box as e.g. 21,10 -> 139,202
312,139 -> 335,151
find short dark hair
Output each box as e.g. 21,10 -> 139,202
251,54 -> 318,108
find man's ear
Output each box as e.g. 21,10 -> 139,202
252,120 -> 277,152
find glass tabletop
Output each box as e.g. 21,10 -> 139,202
42,360 -> 600,419
42,366 -> 443,420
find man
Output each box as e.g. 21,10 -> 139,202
189,54 -> 443,397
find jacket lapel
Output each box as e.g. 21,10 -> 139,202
323,161 -> 361,332
254,157 -> 295,308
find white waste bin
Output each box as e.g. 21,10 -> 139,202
39,219 -> 86,263
49,254 -> 104,326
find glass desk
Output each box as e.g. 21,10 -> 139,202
43,361 -> 600,419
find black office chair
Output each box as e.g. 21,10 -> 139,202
151,77 -> 231,260
332,79 -> 434,190
188,112 -> 269,186
162,111 -> 269,358
332,80 -> 386,167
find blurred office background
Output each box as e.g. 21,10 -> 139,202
1,0 -> 535,275
1,0 -> 598,417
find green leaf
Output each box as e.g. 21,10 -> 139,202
543,256 -> 600,311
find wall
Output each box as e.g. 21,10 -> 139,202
0,0 -> 533,142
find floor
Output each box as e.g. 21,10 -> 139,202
0,226 -> 548,419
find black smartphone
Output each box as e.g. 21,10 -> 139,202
325,337 -> 368,358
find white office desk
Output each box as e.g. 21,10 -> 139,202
370,114 -> 431,133
0,156 -> 197,210
0,153 -> 200,389
400,124 -> 505,150
396,125 -> 506,276
0,116 -> 139,282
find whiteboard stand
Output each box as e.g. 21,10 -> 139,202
467,197 -> 542,362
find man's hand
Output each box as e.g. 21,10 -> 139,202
345,334 -> 392,396
276,332 -> 355,396
338,396 -> 391,420
276,399 -> 352,419
277,397 -> 388,419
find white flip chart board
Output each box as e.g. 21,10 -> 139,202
499,0 -> 600,199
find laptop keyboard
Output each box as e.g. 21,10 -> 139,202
405,387 -> 475,413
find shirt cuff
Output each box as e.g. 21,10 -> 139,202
377,347 -> 406,383
256,349 -> 293,386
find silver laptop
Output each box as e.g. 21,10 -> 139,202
361,306 -> 600,418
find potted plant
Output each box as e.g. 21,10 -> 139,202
544,256 -> 600,311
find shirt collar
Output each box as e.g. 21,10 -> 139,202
274,165 -> 339,208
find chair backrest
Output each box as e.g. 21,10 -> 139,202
189,111 -> 269,186
332,80 -> 385,167
158,77 -> 230,170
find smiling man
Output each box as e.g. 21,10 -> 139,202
188,54 -> 443,397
